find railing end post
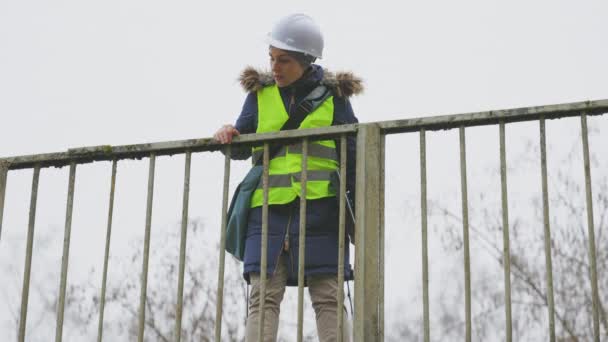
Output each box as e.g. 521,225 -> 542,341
354,123 -> 384,342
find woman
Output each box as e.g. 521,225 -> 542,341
214,13 -> 362,342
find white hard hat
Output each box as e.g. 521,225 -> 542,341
266,13 -> 324,59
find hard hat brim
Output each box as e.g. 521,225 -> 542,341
265,34 -> 323,59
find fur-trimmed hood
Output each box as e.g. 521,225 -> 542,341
239,65 -> 364,98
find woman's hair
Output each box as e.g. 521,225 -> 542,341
270,45 -> 317,69
287,50 -> 317,68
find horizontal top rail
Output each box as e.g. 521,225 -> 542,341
379,99 -> 608,134
2,99 -> 607,170
1,125 -> 358,170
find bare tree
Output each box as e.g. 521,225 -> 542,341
2,216 -> 322,341
57,219 -> 247,341
0,225 -> 93,341
417,137 -> 607,341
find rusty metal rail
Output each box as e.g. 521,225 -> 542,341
0,99 -> 606,341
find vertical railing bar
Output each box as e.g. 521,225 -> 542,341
176,151 -> 192,342
499,120 -> 513,342
97,159 -> 117,342
18,165 -> 41,342
337,134 -> 347,342
420,128 -> 430,342
459,126 -> 472,342
0,161 -> 8,242
138,153 -> 156,342
214,148 -> 231,342
55,163 -> 77,342
539,116 -> 556,342
580,112 -> 601,342
379,133 -> 385,341
297,138 -> 308,342
257,142 -> 270,341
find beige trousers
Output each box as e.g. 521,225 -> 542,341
245,255 -> 351,342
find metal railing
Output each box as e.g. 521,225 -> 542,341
0,99 -> 606,341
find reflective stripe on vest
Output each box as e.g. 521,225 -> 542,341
250,85 -> 338,208
255,170 -> 338,189
251,143 -> 338,163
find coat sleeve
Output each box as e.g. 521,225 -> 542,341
229,92 -> 258,160
234,92 -> 258,134
332,96 -> 358,241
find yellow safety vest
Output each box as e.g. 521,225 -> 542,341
250,85 -> 339,208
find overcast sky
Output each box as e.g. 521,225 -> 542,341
1,0 -> 607,340
1,0 -> 607,155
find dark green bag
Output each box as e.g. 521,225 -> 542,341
224,165 -> 263,260
224,85 -> 331,261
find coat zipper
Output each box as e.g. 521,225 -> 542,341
288,87 -> 296,116
271,205 -> 293,276
285,206 -> 294,275
270,87 -> 298,278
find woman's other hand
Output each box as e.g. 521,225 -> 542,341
213,124 -> 240,144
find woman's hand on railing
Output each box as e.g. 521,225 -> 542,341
213,124 -> 240,144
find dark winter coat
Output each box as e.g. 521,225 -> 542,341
233,65 -> 362,285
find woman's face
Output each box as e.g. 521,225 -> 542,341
269,47 -> 304,87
